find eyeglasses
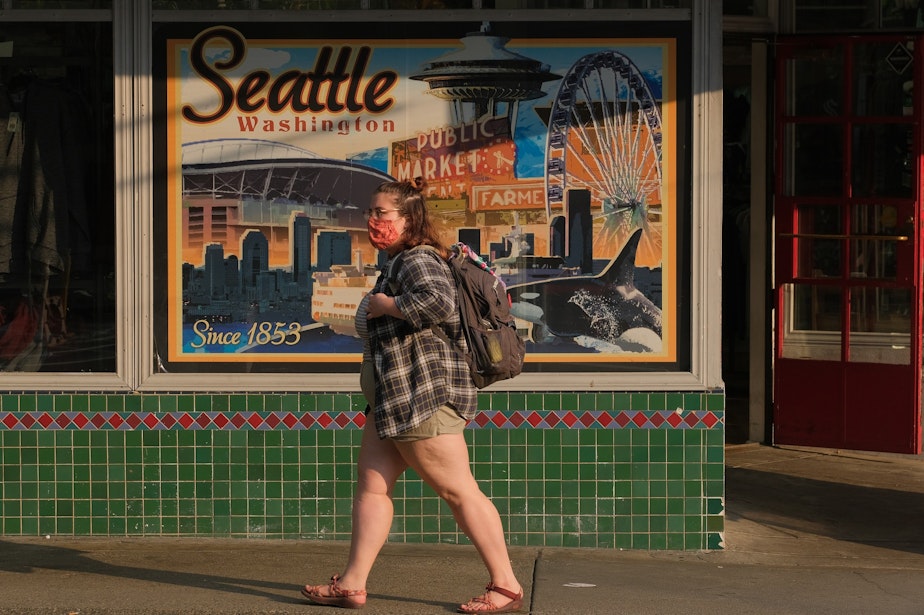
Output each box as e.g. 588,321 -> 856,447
364,207 -> 401,220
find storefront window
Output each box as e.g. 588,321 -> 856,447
723,0 -> 768,16
881,0 -> 924,28
792,0 -> 874,31
581,1 -> 691,7
151,21 -> 691,377
152,0 -> 247,7
0,21 -> 114,372
149,0 -> 692,8
8,1 -> 111,7
792,0 -> 924,31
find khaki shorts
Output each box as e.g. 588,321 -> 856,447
361,361 -> 465,441
391,404 -> 466,442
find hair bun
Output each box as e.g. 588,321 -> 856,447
411,177 -> 427,192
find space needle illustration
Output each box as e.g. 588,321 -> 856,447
409,21 -> 560,137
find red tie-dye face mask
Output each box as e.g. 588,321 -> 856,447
367,217 -> 401,251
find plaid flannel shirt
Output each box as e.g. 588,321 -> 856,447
367,247 -> 476,439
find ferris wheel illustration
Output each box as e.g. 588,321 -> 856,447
544,50 -> 663,264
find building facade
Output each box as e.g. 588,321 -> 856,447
0,0 -> 918,550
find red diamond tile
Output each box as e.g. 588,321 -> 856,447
614,412 -> 632,428
0,404 -> 720,433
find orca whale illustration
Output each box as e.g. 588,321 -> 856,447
506,228 -> 662,346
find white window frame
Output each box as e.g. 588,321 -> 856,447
0,2 -> 722,393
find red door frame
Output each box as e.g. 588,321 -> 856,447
773,35 -> 922,454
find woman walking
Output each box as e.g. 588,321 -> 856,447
301,179 -> 523,613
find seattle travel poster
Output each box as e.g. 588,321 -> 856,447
164,24 -> 678,365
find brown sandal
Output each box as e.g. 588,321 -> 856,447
301,574 -> 367,609
458,583 -> 523,613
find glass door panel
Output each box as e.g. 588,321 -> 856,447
784,46 -> 844,117
850,202 -> 915,282
851,124 -> 914,198
783,124 -> 844,196
853,41 -> 914,117
849,203 -> 910,280
780,283 -> 842,361
848,287 -> 912,365
794,203 -> 843,278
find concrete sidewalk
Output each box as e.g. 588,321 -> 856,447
1,444 -> 923,614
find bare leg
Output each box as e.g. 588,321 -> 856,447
395,433 -> 521,608
305,419 -> 408,603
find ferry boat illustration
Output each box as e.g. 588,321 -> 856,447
311,250 -> 378,338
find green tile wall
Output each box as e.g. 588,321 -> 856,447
0,391 -> 724,550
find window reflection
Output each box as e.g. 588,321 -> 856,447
795,204 -> 842,278
149,0 -> 695,7
785,48 -> 843,117
780,283 -> 842,361
851,125 -> 913,198
853,41 -> 913,117
849,204 -> 904,280
11,1 -> 112,6
849,287 -> 911,364
785,124 -> 843,196
723,0 -> 768,16
0,23 -> 114,372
